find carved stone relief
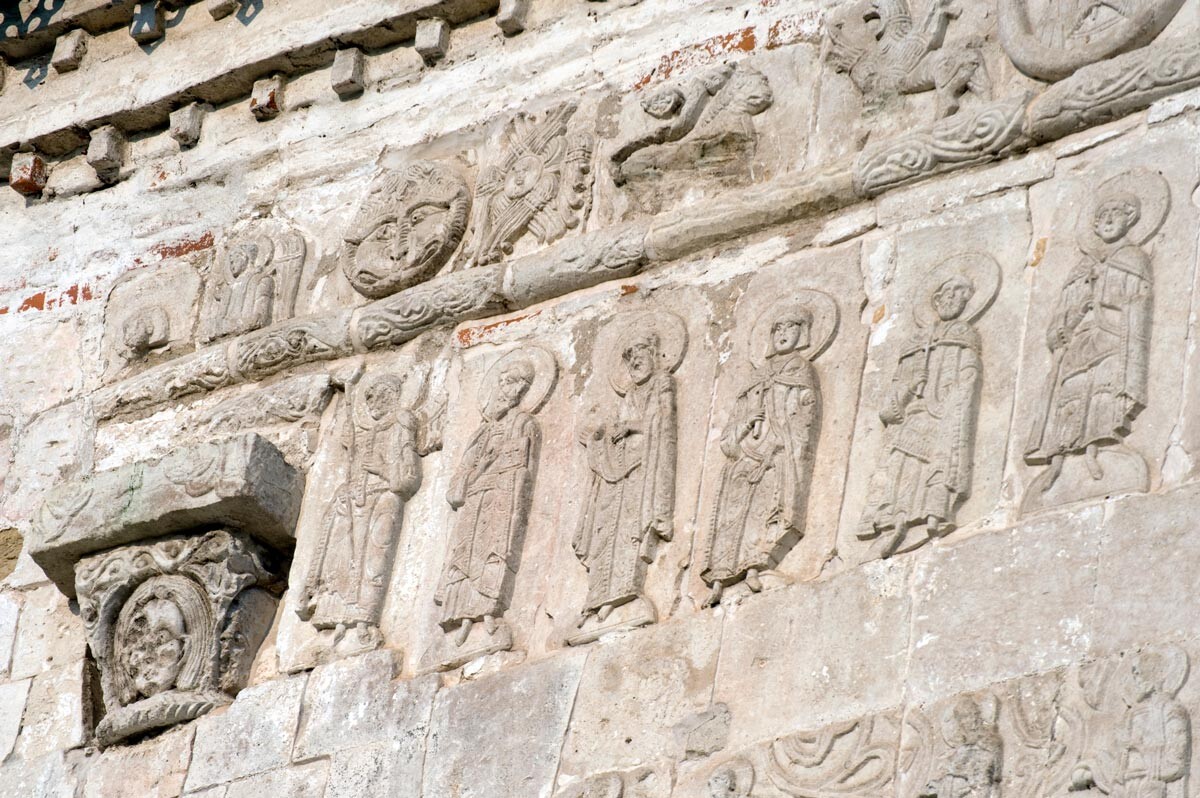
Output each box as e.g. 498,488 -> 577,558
76,529 -> 282,747
823,0 -> 991,118
102,263 -> 202,382
608,62 -> 772,213
197,220 -> 309,344
340,160 -> 471,299
424,346 -> 556,671
858,253 -> 1000,558
1021,170 -> 1168,515
462,102 -> 595,268
701,290 -> 837,606
999,0 -> 1186,82
295,367 -> 442,666
567,309 -> 685,646
900,695 -> 1004,798
554,766 -> 671,798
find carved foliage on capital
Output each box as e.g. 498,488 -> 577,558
198,219 -> 309,345
999,0 -> 1186,82
76,529 -> 282,747
464,101 -> 595,268
341,160 -> 471,299
824,0 -> 991,119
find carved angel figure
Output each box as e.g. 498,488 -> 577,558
571,311 -> 684,640
824,0 -> 991,118
298,371 -> 422,657
198,222 -> 306,343
435,348 -> 555,656
860,254 -> 999,558
702,295 -> 837,606
1072,648 -> 1192,798
464,102 -> 594,267
919,697 -> 1003,798
340,160 -> 471,299
610,62 -> 773,185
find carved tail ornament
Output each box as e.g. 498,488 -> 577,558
998,0 -> 1186,82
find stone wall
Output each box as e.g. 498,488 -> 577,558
0,0 -> 1198,795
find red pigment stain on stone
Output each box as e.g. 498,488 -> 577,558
17,292 -> 45,312
152,231 -> 214,260
456,311 -> 541,348
632,28 -> 757,91
619,284 -> 638,296
767,12 -> 822,48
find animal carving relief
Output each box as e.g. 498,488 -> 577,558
859,253 -> 1000,558
463,101 -> 594,267
426,347 -> 556,671
999,0 -> 1186,82
567,310 -> 685,645
702,292 -> 838,606
75,529 -> 281,747
1022,170 -> 1168,515
341,160 -> 471,299
823,0 -> 991,119
198,221 -> 308,344
296,368 -> 439,664
610,62 -> 772,187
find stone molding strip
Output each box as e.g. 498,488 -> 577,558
0,0 -> 497,159
92,34 -> 1199,423
27,432 -> 303,596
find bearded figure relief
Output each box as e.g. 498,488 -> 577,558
463,101 -> 594,267
1022,170 -> 1168,515
568,309 -> 685,645
859,253 -> 1000,558
701,291 -> 838,606
424,346 -> 557,671
297,368 -> 439,665
341,160 -> 471,298
198,221 -> 307,344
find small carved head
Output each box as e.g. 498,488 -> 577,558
770,308 -> 814,356
1130,651 -> 1169,701
642,87 -> 685,120
121,597 -> 188,699
1093,193 -> 1142,244
931,275 -> 975,322
707,763 -> 745,798
227,237 -> 273,280
942,696 -> 988,747
363,375 -> 403,422
120,308 -> 170,360
488,358 -> 535,417
621,331 -> 661,386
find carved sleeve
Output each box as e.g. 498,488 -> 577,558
1160,703 -> 1191,782
447,427 -> 484,509
252,274 -> 275,329
391,411 -> 423,499
949,345 -> 982,493
649,374 -> 678,542
880,351 -> 916,426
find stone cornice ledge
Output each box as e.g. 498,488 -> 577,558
92,34 -> 1200,422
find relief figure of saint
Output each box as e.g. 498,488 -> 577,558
429,347 -> 556,668
1022,171 -> 1168,513
569,311 -> 685,643
702,292 -> 838,606
860,254 -> 1000,558
919,697 -> 1003,798
198,223 -> 306,344
299,371 -> 421,658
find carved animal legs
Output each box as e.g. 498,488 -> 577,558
1042,454 -> 1066,493
483,614 -> 497,636
702,580 -> 724,609
454,618 -> 473,647
1085,443 -> 1105,481
597,603 -> 615,622
745,568 -> 763,593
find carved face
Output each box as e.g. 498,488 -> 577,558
945,697 -> 985,745
642,87 -> 685,119
932,277 -> 975,322
771,312 -> 812,355
123,598 -> 187,699
1130,653 -> 1166,702
622,334 -> 660,386
122,314 -> 156,356
708,767 -> 737,797
489,362 -> 533,416
363,379 -> 401,421
504,154 -> 545,199
227,242 -> 257,279
1093,198 -> 1141,244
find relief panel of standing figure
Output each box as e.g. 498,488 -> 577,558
1022,170 -> 1168,515
198,220 -> 308,344
568,310 -> 685,645
296,368 -> 437,665
909,696 -> 1004,798
859,253 -> 1000,558
423,346 -> 557,671
701,291 -> 838,606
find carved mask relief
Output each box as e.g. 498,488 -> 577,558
341,160 -> 471,299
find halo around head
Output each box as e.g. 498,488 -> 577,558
1076,168 -> 1172,251
478,345 -> 558,413
749,289 -> 840,366
913,252 -> 1002,328
600,309 -> 688,395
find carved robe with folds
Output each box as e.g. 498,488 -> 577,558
704,352 -> 819,585
1113,694 -> 1191,798
1025,244 -> 1151,462
573,372 -> 676,612
865,319 -> 981,531
436,408 -> 540,627
303,409 -> 421,629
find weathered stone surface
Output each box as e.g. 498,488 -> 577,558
0,590 -> 20,675
81,725 -> 193,798
330,48 -> 366,98
10,152 -> 49,196
28,433 -> 303,596
184,674 -> 306,792
50,30 -> 89,74
423,650 -> 586,798
8,585 -> 86,681
221,761 -> 330,798
14,660 -> 90,759
0,677 -> 31,762
0,751 -> 79,798
415,18 -> 450,65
